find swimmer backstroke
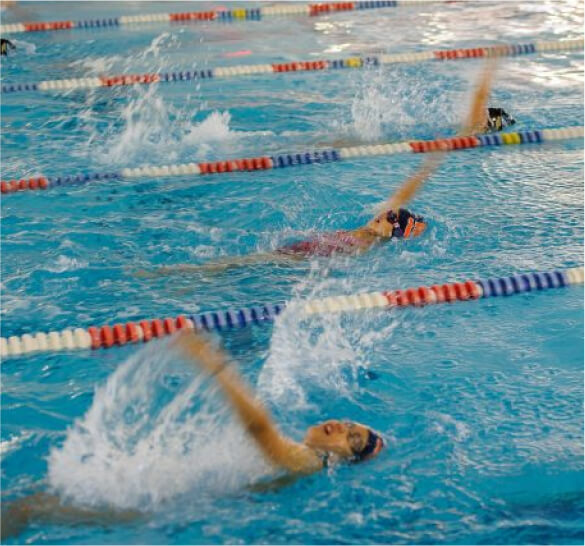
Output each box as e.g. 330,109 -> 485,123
2,59 -> 506,540
138,59 -> 511,276
1,329 -> 384,538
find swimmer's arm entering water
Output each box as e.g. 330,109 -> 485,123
174,330 -> 323,474
363,57 -> 499,229
462,57 -> 498,136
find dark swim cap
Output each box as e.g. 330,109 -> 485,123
354,429 -> 384,461
386,208 -> 425,239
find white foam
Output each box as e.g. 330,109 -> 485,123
45,255 -> 88,273
181,110 -> 240,156
330,66 -> 463,142
258,273 -> 398,411
70,54 -> 124,76
69,32 -> 273,169
85,93 -> 272,167
12,38 -> 36,55
0,431 -> 33,456
47,339 -> 272,510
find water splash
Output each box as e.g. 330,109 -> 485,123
11,38 -> 36,55
68,32 -> 273,168
258,270 -> 399,413
69,53 -> 124,76
181,110 -> 253,156
44,255 -> 88,273
88,99 -> 273,167
331,66 -> 467,142
349,71 -> 412,141
70,32 -> 178,75
47,339 -> 272,510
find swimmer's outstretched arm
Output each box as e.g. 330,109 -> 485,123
366,58 -> 498,223
174,330 -> 323,474
462,57 -> 498,136
375,155 -> 444,218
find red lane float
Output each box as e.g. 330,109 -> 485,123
100,74 -> 160,87
24,20 -> 74,32
1,177 -> 47,194
309,2 -> 356,16
169,11 -> 217,21
384,281 -> 481,307
272,60 -> 328,72
198,156 -> 272,175
409,135 -> 481,153
434,47 -> 487,60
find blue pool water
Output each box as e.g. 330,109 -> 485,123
1,1 -> 583,544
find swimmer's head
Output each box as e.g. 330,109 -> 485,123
304,420 -> 384,462
486,107 -> 515,132
368,208 -> 426,239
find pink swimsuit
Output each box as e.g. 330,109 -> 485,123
277,231 -> 372,257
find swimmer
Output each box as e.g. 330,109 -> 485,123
1,329 -> 384,539
136,167 -> 436,276
1,37 -> 15,56
328,106 -> 516,149
174,329 -> 385,473
486,107 -> 515,132
136,58 -> 499,277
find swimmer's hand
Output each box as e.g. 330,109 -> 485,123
174,330 -> 323,474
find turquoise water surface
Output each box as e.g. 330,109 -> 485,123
1,1 -> 583,544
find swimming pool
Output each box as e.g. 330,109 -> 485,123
1,1 -> 583,544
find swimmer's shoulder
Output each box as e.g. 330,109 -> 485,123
275,440 -> 324,474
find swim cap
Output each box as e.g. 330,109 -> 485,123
354,429 -> 384,461
487,107 -> 516,131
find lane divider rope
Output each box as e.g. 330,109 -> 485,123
0,1 -> 447,35
1,39 -> 582,95
1,266 -> 582,360
1,126 -> 582,195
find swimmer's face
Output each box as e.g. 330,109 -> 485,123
304,420 -> 372,459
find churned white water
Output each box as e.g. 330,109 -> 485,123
258,271 -> 400,410
47,339 -> 272,510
